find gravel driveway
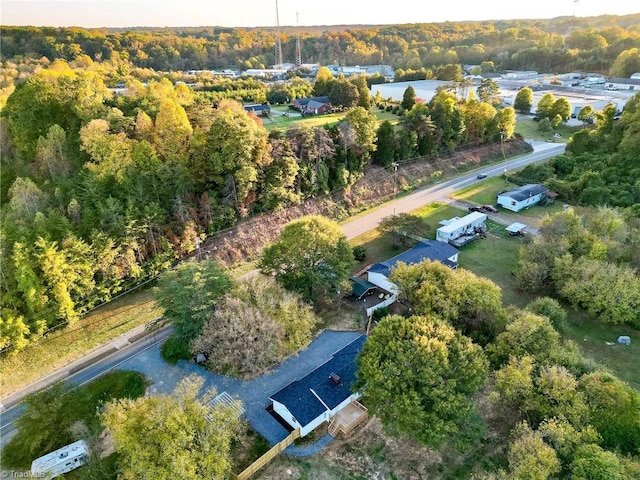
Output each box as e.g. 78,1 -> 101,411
118,330 -> 364,446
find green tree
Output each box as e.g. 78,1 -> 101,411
609,48 -> 640,78
538,117 -> 552,133
525,297 -> 568,332
514,87 -> 533,114
390,261 -> 505,345
570,444 -> 624,480
538,417 -> 600,464
401,103 -> 436,155
496,106 -> 516,139
536,93 -> 556,120
487,310 -> 560,368
377,213 -> 430,248
352,74 -> 371,109
553,255 -> 640,327
101,375 -> 241,480
477,78 -> 500,106
312,66 -> 335,97
266,83 -> 290,104
552,97 -> 572,122
507,422 -> 561,480
79,119 -> 134,180
464,101 -> 497,143
374,120 -> 396,167
194,103 -> 271,209
344,106 -> 378,162
154,258 -> 232,342
7,177 -> 50,221
579,371 -> 640,454
356,314 -> 487,448
0,309 -> 30,354
191,275 -> 318,377
329,78 -> 359,109
401,85 -> 416,110
153,99 -> 193,161
259,216 -> 353,300
34,124 -> 70,181
577,105 -> 595,124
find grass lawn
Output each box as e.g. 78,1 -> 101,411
262,109 -> 345,131
373,107 -> 401,125
452,176 -> 511,205
0,289 -> 162,396
453,176 -> 567,228
514,117 -> 591,142
1,370 -> 146,470
563,315 -> 640,391
261,105 -> 401,132
457,221 -> 536,308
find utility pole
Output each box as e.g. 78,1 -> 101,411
392,162 -> 399,216
274,0 -> 283,67
295,11 -> 302,69
392,162 -> 399,197
501,130 -> 508,185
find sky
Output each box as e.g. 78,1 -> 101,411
2,0 -> 639,28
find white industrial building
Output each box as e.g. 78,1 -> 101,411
31,440 -> 89,478
436,211 -> 487,243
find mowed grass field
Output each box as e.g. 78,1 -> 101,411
514,117 -> 592,142
348,200 -> 640,391
261,105 -> 400,131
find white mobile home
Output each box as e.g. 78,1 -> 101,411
436,212 -> 487,243
497,184 -> 549,212
31,440 -> 89,478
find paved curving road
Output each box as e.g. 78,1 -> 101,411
0,325 -> 173,445
0,140 -> 564,445
342,141 -> 565,240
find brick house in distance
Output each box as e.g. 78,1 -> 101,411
291,96 -> 332,115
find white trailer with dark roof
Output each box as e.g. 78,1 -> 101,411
497,184 -> 548,212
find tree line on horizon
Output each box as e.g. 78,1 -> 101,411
2,14 -> 640,75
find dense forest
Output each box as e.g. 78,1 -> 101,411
0,58 -> 517,353
2,15 -> 640,75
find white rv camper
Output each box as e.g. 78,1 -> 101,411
31,440 -> 89,478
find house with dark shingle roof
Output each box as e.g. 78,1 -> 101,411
291,96 -> 332,115
497,184 -> 549,212
367,241 -> 459,293
244,104 -> 271,116
270,335 -> 366,437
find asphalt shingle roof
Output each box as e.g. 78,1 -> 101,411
369,241 -> 459,277
500,184 -> 548,202
269,335 -> 366,427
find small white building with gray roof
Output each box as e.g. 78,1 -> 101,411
497,184 -> 549,212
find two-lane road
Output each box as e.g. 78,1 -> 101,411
343,141 -> 565,239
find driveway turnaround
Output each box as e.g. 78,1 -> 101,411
116,330 -> 364,447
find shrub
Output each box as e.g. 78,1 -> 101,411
526,297 -> 568,332
352,245 -> 367,262
161,336 -> 191,365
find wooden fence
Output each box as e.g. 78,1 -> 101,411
233,428 -> 301,480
